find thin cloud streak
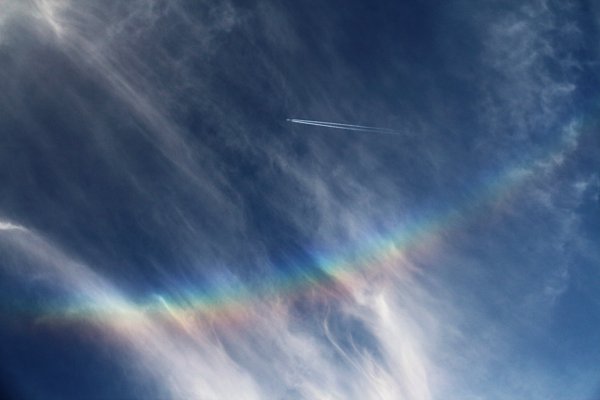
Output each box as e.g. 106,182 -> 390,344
0,220 -> 27,232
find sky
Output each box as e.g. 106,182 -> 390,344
0,0 -> 599,399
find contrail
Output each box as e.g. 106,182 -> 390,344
287,118 -> 400,134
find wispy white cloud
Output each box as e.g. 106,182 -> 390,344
0,218 -> 443,399
0,219 -> 27,232
1,222 -> 267,399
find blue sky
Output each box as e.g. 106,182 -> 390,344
0,1 -> 599,399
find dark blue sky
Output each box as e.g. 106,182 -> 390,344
1,1 -> 599,399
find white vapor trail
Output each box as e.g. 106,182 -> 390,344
287,118 -> 401,134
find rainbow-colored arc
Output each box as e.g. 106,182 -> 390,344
47,117 -> 585,329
